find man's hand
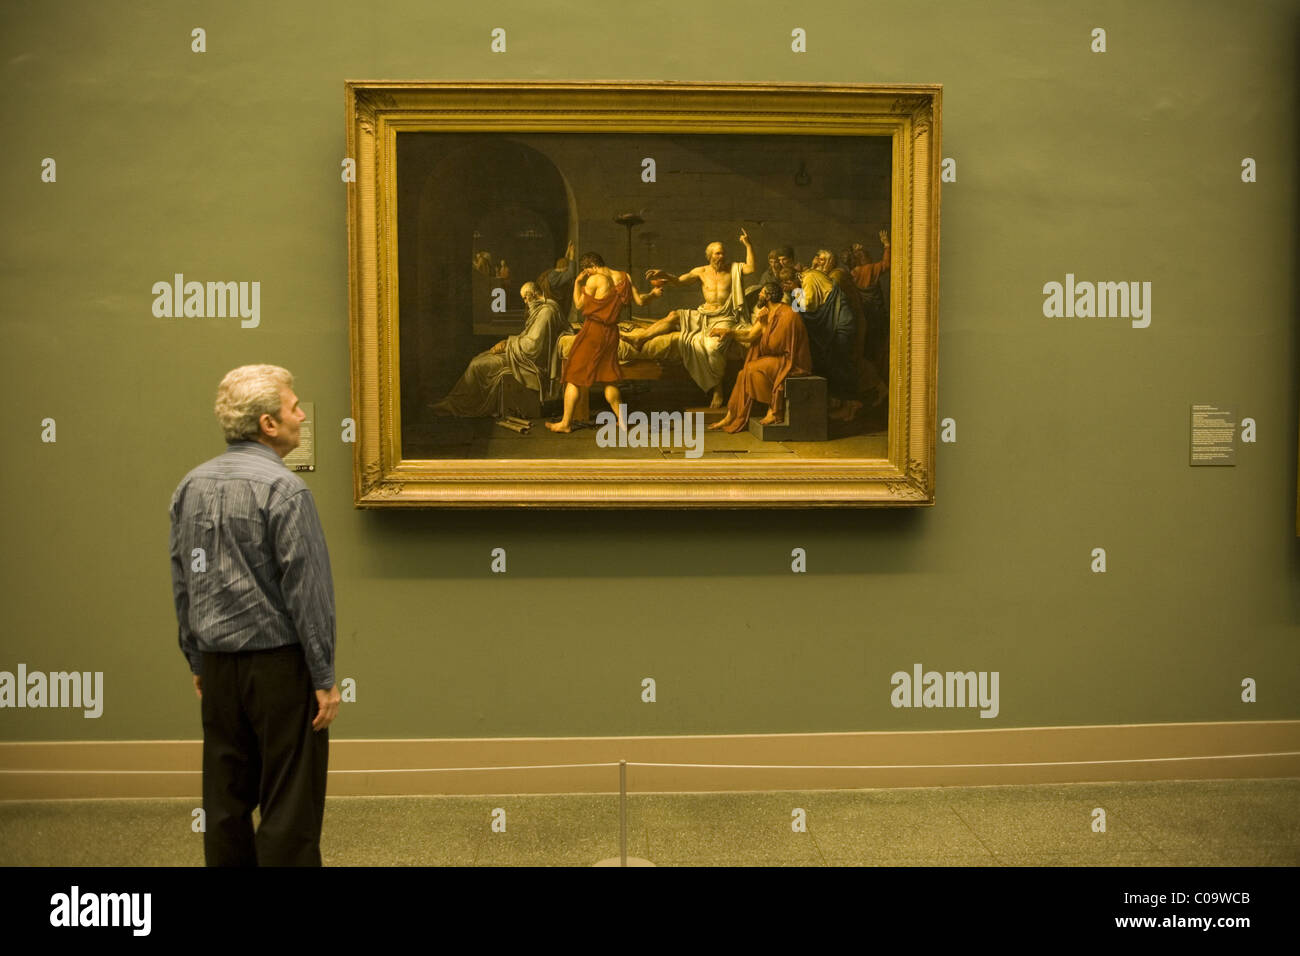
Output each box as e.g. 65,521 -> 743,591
879,229 -> 890,247
491,339 -> 507,354
193,675 -> 202,699
313,684 -> 341,731
739,227 -> 751,246
565,240 -> 575,260
708,326 -> 733,340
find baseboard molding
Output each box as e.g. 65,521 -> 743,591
2,721 -> 1298,800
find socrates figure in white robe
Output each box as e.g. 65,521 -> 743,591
624,231 -> 756,407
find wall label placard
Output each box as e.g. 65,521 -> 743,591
284,401 -> 315,472
1189,404 -> 1235,466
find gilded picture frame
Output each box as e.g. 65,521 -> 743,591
345,81 -> 940,508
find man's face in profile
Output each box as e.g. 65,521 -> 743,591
265,387 -> 304,455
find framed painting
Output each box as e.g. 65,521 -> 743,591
345,81 -> 940,507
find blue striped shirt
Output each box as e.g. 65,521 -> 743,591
169,441 -> 335,690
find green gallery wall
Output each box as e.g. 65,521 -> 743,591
2,0 -> 1297,744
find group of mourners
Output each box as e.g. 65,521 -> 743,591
432,228 -> 891,437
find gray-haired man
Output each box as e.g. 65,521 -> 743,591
169,364 -> 339,866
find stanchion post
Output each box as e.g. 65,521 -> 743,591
619,759 -> 628,867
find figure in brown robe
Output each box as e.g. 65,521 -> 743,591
546,251 -> 662,433
708,282 -> 812,433
850,230 -> 890,291
845,229 -> 891,409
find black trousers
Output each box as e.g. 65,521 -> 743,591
201,645 -> 329,866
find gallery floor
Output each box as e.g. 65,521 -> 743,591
2,779 -> 1295,866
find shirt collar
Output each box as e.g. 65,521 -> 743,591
227,440 -> 285,466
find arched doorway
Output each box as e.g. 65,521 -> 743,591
404,138 -> 576,419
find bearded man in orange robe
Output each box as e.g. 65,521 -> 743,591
707,281 -> 812,433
